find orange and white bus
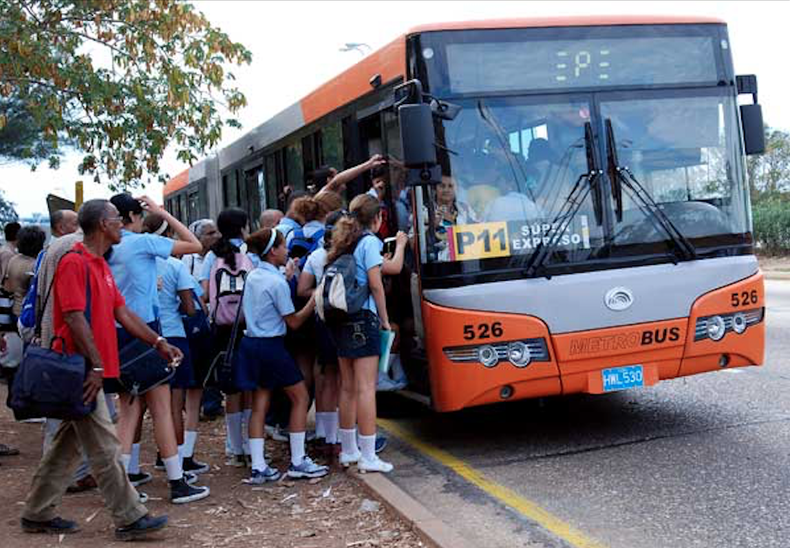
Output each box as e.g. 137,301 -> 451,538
165,16 -> 766,412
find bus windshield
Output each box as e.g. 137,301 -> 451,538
412,25 -> 751,282
416,97 -> 603,266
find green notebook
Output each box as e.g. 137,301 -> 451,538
379,329 -> 396,373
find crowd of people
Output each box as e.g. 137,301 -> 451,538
0,154 -> 412,541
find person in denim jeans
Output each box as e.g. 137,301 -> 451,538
326,194 -> 396,473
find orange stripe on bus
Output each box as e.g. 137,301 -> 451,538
162,168 -> 190,196
300,37 -> 406,125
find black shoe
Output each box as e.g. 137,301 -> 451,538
182,456 -> 210,474
127,471 -> 153,487
114,514 -> 168,541
154,452 -> 164,471
170,478 -> 210,504
21,516 -> 80,534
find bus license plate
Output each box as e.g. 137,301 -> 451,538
602,365 -> 644,392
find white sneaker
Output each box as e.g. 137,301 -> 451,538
339,450 -> 361,468
358,455 -> 393,474
269,426 -> 289,442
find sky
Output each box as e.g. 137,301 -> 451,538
1,0 -> 788,218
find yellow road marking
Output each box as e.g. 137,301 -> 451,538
378,418 -> 608,548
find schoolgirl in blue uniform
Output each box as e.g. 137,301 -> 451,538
236,228 -> 329,483
143,214 -> 211,477
297,209 -> 345,450
327,194 -> 394,473
108,194 -> 208,504
198,208 -> 257,467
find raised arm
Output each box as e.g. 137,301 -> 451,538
382,231 -> 409,276
317,154 -> 386,197
137,195 -> 201,256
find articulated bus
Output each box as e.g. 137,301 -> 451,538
164,16 -> 766,412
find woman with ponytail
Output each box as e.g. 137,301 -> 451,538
327,193 -> 394,473
237,228 -> 328,483
198,208 -> 256,468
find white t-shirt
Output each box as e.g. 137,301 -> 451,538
483,192 -> 543,222
303,247 -> 328,284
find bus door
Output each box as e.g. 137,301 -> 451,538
243,165 -> 264,229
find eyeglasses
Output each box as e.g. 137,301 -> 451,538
103,216 -> 123,224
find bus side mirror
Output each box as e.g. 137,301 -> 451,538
740,104 -> 765,155
399,103 -> 437,168
737,74 -> 765,156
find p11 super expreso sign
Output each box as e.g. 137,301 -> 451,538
446,216 -> 591,262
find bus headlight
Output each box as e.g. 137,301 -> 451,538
477,345 -> 499,368
443,338 -> 550,368
732,312 -> 747,334
707,315 -> 726,341
507,341 -> 531,368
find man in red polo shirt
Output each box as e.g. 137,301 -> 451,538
21,199 -> 180,541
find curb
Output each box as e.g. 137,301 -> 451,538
355,471 -> 477,548
763,271 -> 790,280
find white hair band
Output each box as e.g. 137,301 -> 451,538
154,219 -> 169,236
262,229 -> 277,255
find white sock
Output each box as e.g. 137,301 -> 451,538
227,412 -> 244,455
184,431 -> 198,459
359,434 -> 376,461
242,409 -> 252,455
315,412 -> 328,439
289,431 -> 306,467
177,444 -> 185,465
121,453 -> 131,472
249,438 -> 266,472
128,443 -> 141,474
339,428 -> 359,456
325,411 -> 339,444
163,454 -> 183,481
224,415 -> 233,456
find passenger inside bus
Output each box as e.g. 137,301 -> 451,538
434,175 -> 479,234
523,138 -> 557,197
480,151 -> 544,223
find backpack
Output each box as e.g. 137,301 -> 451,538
289,226 -> 325,263
315,234 -> 372,324
208,252 -> 254,326
18,250 -> 46,337
275,217 -> 301,241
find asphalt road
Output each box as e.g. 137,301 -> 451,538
378,279 -> 790,548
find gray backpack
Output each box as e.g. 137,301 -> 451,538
315,235 -> 373,324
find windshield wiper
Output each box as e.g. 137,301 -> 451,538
605,119 -> 697,262
523,122 -> 602,278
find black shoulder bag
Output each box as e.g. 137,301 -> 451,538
204,281 -> 246,393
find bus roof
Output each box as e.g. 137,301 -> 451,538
408,15 -> 725,34
164,15 -> 725,198
163,167 -> 189,196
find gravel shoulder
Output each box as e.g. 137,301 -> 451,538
0,384 -> 423,548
